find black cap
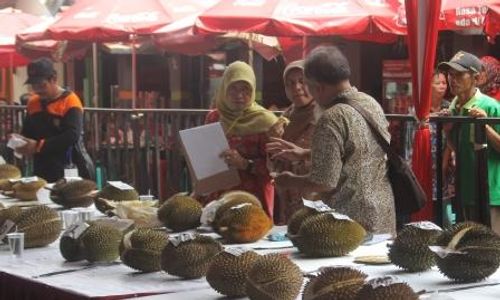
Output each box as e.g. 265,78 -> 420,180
438,51 -> 482,74
25,57 -> 56,85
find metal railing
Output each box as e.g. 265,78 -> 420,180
1,105 -> 499,228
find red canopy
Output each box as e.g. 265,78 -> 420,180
439,0 -> 497,32
196,0 -> 406,39
39,0 -> 215,42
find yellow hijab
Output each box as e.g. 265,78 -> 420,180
216,61 -> 278,136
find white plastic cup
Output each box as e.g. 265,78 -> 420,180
7,232 -> 24,257
60,210 -> 80,229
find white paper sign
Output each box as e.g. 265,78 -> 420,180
64,168 -> 79,178
406,221 -> 442,231
20,176 -> 39,183
225,247 -> 251,257
367,276 -> 402,289
303,198 -> 332,212
329,212 -> 353,221
169,233 -> 197,247
107,181 -> 134,191
179,122 -> 231,179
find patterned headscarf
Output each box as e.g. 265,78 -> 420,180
215,61 -> 277,136
479,56 -> 499,97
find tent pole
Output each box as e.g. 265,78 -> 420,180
131,34 -> 137,109
92,42 -> 99,107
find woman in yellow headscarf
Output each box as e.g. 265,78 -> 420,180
204,61 -> 278,217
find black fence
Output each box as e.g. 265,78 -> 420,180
1,105 -> 499,228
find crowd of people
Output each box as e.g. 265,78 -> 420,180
9,47 -> 500,236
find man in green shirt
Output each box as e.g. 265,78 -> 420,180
439,51 -> 500,234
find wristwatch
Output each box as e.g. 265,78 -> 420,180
245,159 -> 255,173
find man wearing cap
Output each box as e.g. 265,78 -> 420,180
15,57 -> 94,182
438,51 -> 500,234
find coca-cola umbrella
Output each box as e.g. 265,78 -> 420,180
19,0 -> 216,108
195,0 -> 405,39
485,2 -> 500,40
439,0 -> 497,32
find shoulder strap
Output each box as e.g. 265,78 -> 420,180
337,98 -> 391,154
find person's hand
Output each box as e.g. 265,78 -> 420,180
468,107 -> 487,118
15,136 -> 37,156
272,171 -> 295,187
220,149 -> 248,170
266,137 -> 306,162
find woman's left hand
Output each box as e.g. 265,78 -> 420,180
220,149 -> 248,170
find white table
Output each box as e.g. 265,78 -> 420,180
0,227 -> 499,299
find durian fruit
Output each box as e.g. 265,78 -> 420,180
80,223 -> 123,262
434,222 -> 500,282
246,253 -> 303,300
120,228 -> 168,272
356,277 -> 418,300
0,164 -> 21,190
206,249 -> 260,297
287,206 -> 323,246
157,193 -> 202,232
388,222 -> 442,272
94,183 -> 139,213
49,179 -> 97,208
60,234 -> 86,262
15,206 -> 62,248
160,234 -> 223,279
292,213 -> 366,257
59,222 -> 90,262
0,206 -> 22,226
212,190 -> 262,232
217,204 -> 273,243
6,178 -> 47,201
302,267 -> 368,300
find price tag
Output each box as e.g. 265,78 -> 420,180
0,219 -> 15,240
63,222 -> 90,239
329,212 -> 353,221
367,276 -> 401,289
303,198 -> 332,212
20,176 -> 39,184
225,247 -> 251,257
230,203 -> 252,210
406,221 -> 442,231
169,233 -> 197,247
107,181 -> 134,191
428,246 -> 465,258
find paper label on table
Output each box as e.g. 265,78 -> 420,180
20,176 -> 39,184
64,176 -> 83,183
230,203 -> 252,210
428,246 -> 465,258
63,222 -> 90,239
0,219 -> 16,240
406,221 -> 442,231
329,212 -> 353,221
303,199 -> 331,212
225,247 -> 251,257
169,233 -> 197,247
107,181 -> 135,191
64,168 -> 79,178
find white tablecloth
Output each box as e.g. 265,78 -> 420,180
0,227 -> 499,299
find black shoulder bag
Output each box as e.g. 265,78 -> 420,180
338,98 -> 426,215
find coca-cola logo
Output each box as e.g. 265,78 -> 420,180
276,1 -> 350,17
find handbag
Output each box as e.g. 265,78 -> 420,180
338,98 -> 426,215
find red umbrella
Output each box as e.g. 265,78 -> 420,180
196,0 -> 405,38
0,7 -> 45,67
485,3 -> 500,40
